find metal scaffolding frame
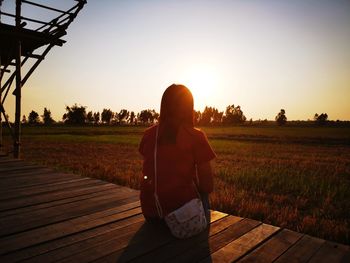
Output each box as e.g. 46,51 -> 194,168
0,0 -> 86,158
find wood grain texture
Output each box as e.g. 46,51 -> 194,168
274,235 -> 325,263
237,229 -> 303,263
204,224 -> 280,263
308,241 -> 350,263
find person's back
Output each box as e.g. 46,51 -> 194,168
139,84 -> 216,223
139,124 -> 215,219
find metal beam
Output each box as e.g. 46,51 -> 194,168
0,68 -> 10,73
22,0 -> 71,15
21,44 -> 54,87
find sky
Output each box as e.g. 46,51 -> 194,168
2,0 -> 350,121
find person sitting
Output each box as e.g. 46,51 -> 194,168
138,84 -> 216,225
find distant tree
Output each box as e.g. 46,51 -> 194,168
101,108 -> 114,124
139,109 -> 159,124
118,109 -> 129,124
200,106 -> 214,125
151,109 -> 159,123
42,107 -> 55,125
136,113 -> 140,124
199,106 -> 222,125
86,111 -> 94,124
63,104 -> 87,125
212,108 -> 223,124
223,104 -> 246,124
93,112 -> 100,124
129,111 -> 135,124
28,110 -> 40,125
314,113 -> 328,125
139,110 -> 150,124
22,115 -> 27,124
193,110 -> 201,125
275,109 -> 287,126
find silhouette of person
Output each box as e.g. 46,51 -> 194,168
138,84 -> 216,226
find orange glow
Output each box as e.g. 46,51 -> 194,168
181,64 -> 220,110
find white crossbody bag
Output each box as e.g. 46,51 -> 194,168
153,126 -> 208,239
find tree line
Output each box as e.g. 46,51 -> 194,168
22,104 -> 332,126
24,105 -> 160,126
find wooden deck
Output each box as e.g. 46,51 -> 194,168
0,157 -> 349,263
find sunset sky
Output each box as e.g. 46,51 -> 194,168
2,0 -> 350,121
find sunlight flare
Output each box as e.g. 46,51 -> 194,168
181,64 -> 220,110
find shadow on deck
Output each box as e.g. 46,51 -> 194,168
0,157 -> 349,262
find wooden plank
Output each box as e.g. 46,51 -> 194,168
274,235 -> 325,263
0,163 -> 49,170
86,212 -> 231,263
0,187 -> 127,218
237,229 -> 303,263
0,201 -> 141,255
1,189 -> 137,224
0,179 -> 108,202
0,159 -> 30,165
0,164 -> 46,173
0,158 -> 19,163
167,218 -> 262,263
0,167 -> 52,177
0,168 -> 78,179
0,158 -> 31,163
308,240 -> 350,263
0,177 -> 93,199
203,224 -> 280,263
0,170 -> 81,184
0,190 -> 128,222
0,168 -> 52,178
0,177 -> 106,200
0,191 -> 138,236
0,183 -> 118,211
0,174 -> 87,191
210,210 -> 230,222
0,168 -> 53,179
26,218 -> 147,263
1,214 -> 145,263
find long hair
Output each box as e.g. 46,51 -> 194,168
159,84 -> 194,144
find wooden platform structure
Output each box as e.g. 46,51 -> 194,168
0,158 -> 349,262
0,0 -> 86,158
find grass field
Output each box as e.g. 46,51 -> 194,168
2,125 -> 350,244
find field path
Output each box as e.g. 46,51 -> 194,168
0,157 -> 349,262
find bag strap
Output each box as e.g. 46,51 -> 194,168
154,125 -> 163,218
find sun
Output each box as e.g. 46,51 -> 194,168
181,64 -> 219,110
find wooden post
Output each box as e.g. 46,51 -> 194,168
14,0 -> 22,158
